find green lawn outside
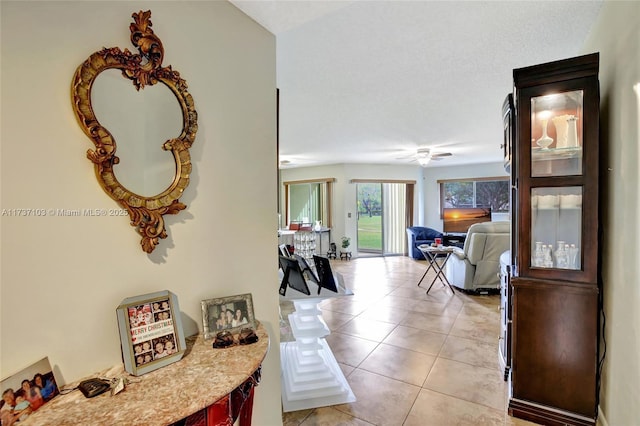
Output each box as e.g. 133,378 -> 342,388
357,214 -> 382,250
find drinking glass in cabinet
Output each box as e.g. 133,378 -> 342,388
530,187 -> 582,270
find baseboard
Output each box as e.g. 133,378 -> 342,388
597,406 -> 608,426
509,398 -> 596,426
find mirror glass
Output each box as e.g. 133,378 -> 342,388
91,69 -> 182,196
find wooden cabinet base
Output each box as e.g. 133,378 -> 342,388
509,398 -> 596,426
510,278 -> 599,425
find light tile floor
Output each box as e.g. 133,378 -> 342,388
281,256 -> 540,426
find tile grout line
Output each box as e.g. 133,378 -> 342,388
283,256 -> 511,426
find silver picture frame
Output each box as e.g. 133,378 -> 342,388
201,293 -> 255,340
116,290 -> 186,376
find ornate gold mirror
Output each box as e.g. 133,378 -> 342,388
71,10 -> 197,253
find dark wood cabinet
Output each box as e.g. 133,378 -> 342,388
506,53 -> 601,426
502,93 -> 515,174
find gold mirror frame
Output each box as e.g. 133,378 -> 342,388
71,10 -> 197,253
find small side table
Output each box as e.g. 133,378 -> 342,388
417,245 -> 455,294
340,251 -> 352,260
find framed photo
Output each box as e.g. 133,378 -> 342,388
201,293 -> 255,340
279,244 -> 291,257
1,357 -> 59,422
116,290 -> 186,376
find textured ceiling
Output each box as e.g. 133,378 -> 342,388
230,0 -> 604,169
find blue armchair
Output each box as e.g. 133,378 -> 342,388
406,227 -> 444,259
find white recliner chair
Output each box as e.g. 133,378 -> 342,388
445,221 -> 510,292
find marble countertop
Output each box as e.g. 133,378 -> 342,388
23,325 -> 269,426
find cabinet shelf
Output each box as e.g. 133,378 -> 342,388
532,146 -> 582,161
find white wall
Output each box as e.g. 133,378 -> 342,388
581,2 -> 640,424
0,2 -> 282,424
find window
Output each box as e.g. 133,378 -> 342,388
439,177 -> 509,215
290,182 -> 323,223
283,178 -> 334,228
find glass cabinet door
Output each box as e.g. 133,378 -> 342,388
502,94 -> 514,173
530,186 -> 582,270
530,90 -> 583,177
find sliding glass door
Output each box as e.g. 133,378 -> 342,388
356,182 -> 407,256
356,183 -> 382,253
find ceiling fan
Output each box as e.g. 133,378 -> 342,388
279,155 -> 309,168
398,147 -> 453,167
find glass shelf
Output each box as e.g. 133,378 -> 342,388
532,146 -> 582,161
531,90 -> 584,177
293,231 -> 316,260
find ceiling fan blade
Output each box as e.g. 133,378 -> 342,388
432,152 -> 452,158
